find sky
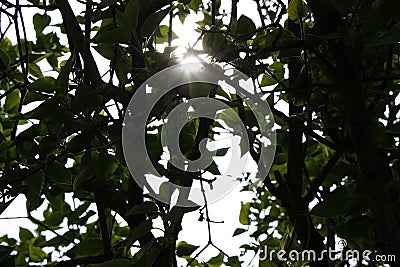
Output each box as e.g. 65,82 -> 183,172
0,0 -> 289,266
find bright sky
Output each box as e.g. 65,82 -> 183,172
0,1 -> 289,266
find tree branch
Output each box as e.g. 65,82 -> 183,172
55,0 -> 131,105
304,150 -> 342,203
270,105 -> 338,150
93,189 -> 113,258
307,0 -> 400,257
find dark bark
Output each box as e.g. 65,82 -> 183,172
128,176 -> 154,245
282,7 -> 327,265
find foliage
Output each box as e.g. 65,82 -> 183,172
0,0 -> 400,266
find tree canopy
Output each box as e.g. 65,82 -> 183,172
0,0 -> 400,266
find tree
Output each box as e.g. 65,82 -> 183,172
0,0 -> 399,266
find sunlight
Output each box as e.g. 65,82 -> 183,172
179,54 -> 204,74
180,55 -> 200,64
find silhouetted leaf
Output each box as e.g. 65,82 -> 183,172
141,8 -> 171,37
126,220 -> 152,249
33,14 -> 51,35
176,241 -> 199,257
45,161 -> 71,184
311,187 -> 348,217
236,15 -> 256,37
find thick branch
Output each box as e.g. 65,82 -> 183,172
55,0 -> 131,105
270,106 -> 338,150
127,176 -> 154,245
94,189 -> 113,258
55,0 -> 101,85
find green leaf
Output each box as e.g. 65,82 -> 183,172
29,244 -> 48,262
216,147 -> 229,156
23,91 -> 48,105
72,83 -> 103,111
55,54 -> 75,96
261,74 -> 278,86
125,201 -> 158,216
44,161 -> 71,184
30,52 -> 51,64
19,227 -> 34,242
96,151 -> 118,179
310,187 -> 348,217
4,89 -> 20,114
93,43 -> 116,60
115,55 -> 132,84
239,202 -> 251,225
235,15 -> 256,37
232,228 -> 246,237
68,238 -> 103,257
126,220 -> 152,249
155,25 -> 178,44
187,0 -> 202,12
0,48 -> 11,66
118,0 -> 140,29
176,241 -> 199,257
207,252 -> 224,267
269,62 -> 284,78
73,151 -> 98,191
287,0 -> 308,20
90,258 -> 134,267
28,63 -> 43,77
259,259 -> 276,267
179,121 -> 196,155
24,170 -> 44,209
98,0 -> 117,8
131,241 -> 160,267
202,32 -> 227,52
332,216 -> 374,250
141,8 -> 171,38
206,161 -> 220,175
226,256 -> 241,267
67,131 -> 95,154
92,26 -> 131,44
44,211 -> 64,226
216,85 -> 231,100
27,76 -> 56,93
33,13 -> 51,36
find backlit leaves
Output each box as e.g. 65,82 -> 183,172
239,202 -> 251,225
287,0 -> 308,20
23,170 -> 44,209
235,15 -> 256,37
176,241 -> 199,257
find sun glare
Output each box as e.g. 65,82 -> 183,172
180,55 -> 200,64
179,54 -> 204,74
